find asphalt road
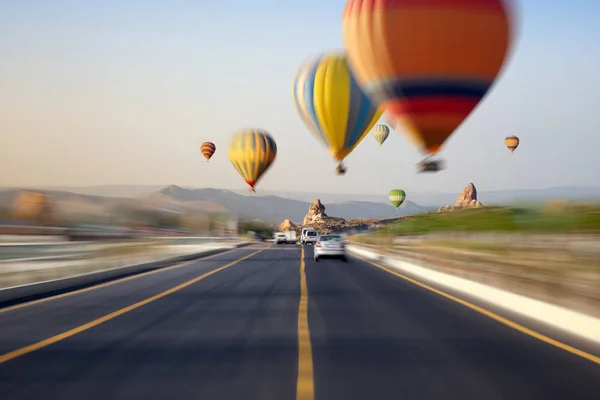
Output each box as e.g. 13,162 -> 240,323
0,243 -> 598,399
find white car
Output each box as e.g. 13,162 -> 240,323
313,234 -> 347,262
301,230 -> 318,245
275,233 -> 287,244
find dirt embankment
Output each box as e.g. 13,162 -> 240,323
350,234 -> 600,319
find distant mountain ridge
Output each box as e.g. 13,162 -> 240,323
144,185 -> 431,222
23,184 -> 600,208
0,185 -> 432,223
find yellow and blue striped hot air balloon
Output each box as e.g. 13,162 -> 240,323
292,51 -> 384,175
228,129 -> 277,193
342,0 -> 513,170
372,124 -> 390,146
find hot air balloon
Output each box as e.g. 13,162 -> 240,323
292,51 -> 384,175
342,0 -> 513,172
388,189 -> 406,209
385,114 -> 398,131
200,142 -> 216,161
228,129 -> 277,193
504,135 -> 519,153
372,124 -> 390,146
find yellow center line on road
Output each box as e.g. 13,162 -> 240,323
0,245 -> 259,314
296,246 -> 314,400
0,248 -> 266,365
355,254 -> 600,366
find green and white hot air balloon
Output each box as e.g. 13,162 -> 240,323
388,189 -> 406,209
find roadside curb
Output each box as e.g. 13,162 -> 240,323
0,242 -> 252,308
346,243 -> 600,345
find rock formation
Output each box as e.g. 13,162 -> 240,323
295,198 -> 395,234
454,183 -> 482,208
11,191 -> 55,224
438,183 -> 483,212
303,199 -> 328,225
279,219 -> 297,231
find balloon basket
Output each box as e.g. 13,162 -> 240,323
335,164 -> 347,175
248,188 -> 256,193
417,159 -> 445,173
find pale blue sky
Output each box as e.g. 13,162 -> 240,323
1,0 -> 598,195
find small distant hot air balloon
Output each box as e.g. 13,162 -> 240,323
388,189 -> 406,209
292,51 -> 384,175
201,142 -> 216,161
228,129 -> 277,193
372,124 -> 390,146
342,0 -> 513,172
504,135 -> 519,153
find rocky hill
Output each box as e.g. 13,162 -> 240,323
279,199 -> 403,235
279,219 -> 297,231
303,199 -> 328,225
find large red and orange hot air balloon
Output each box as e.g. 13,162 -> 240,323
384,113 -> 398,131
200,142 -> 216,161
342,0 -> 513,172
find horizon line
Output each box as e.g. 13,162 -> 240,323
1,183 -> 599,195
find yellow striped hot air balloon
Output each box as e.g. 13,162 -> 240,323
292,51 -> 384,175
342,0 -> 513,171
228,129 -> 277,193
372,124 -> 390,146
504,135 -> 519,153
200,142 -> 216,161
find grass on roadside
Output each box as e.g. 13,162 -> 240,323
422,239 -> 512,253
377,203 -> 600,236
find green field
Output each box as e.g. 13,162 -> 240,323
373,202 -> 600,236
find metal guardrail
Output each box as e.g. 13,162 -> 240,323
0,241 -> 251,307
0,236 -> 241,262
